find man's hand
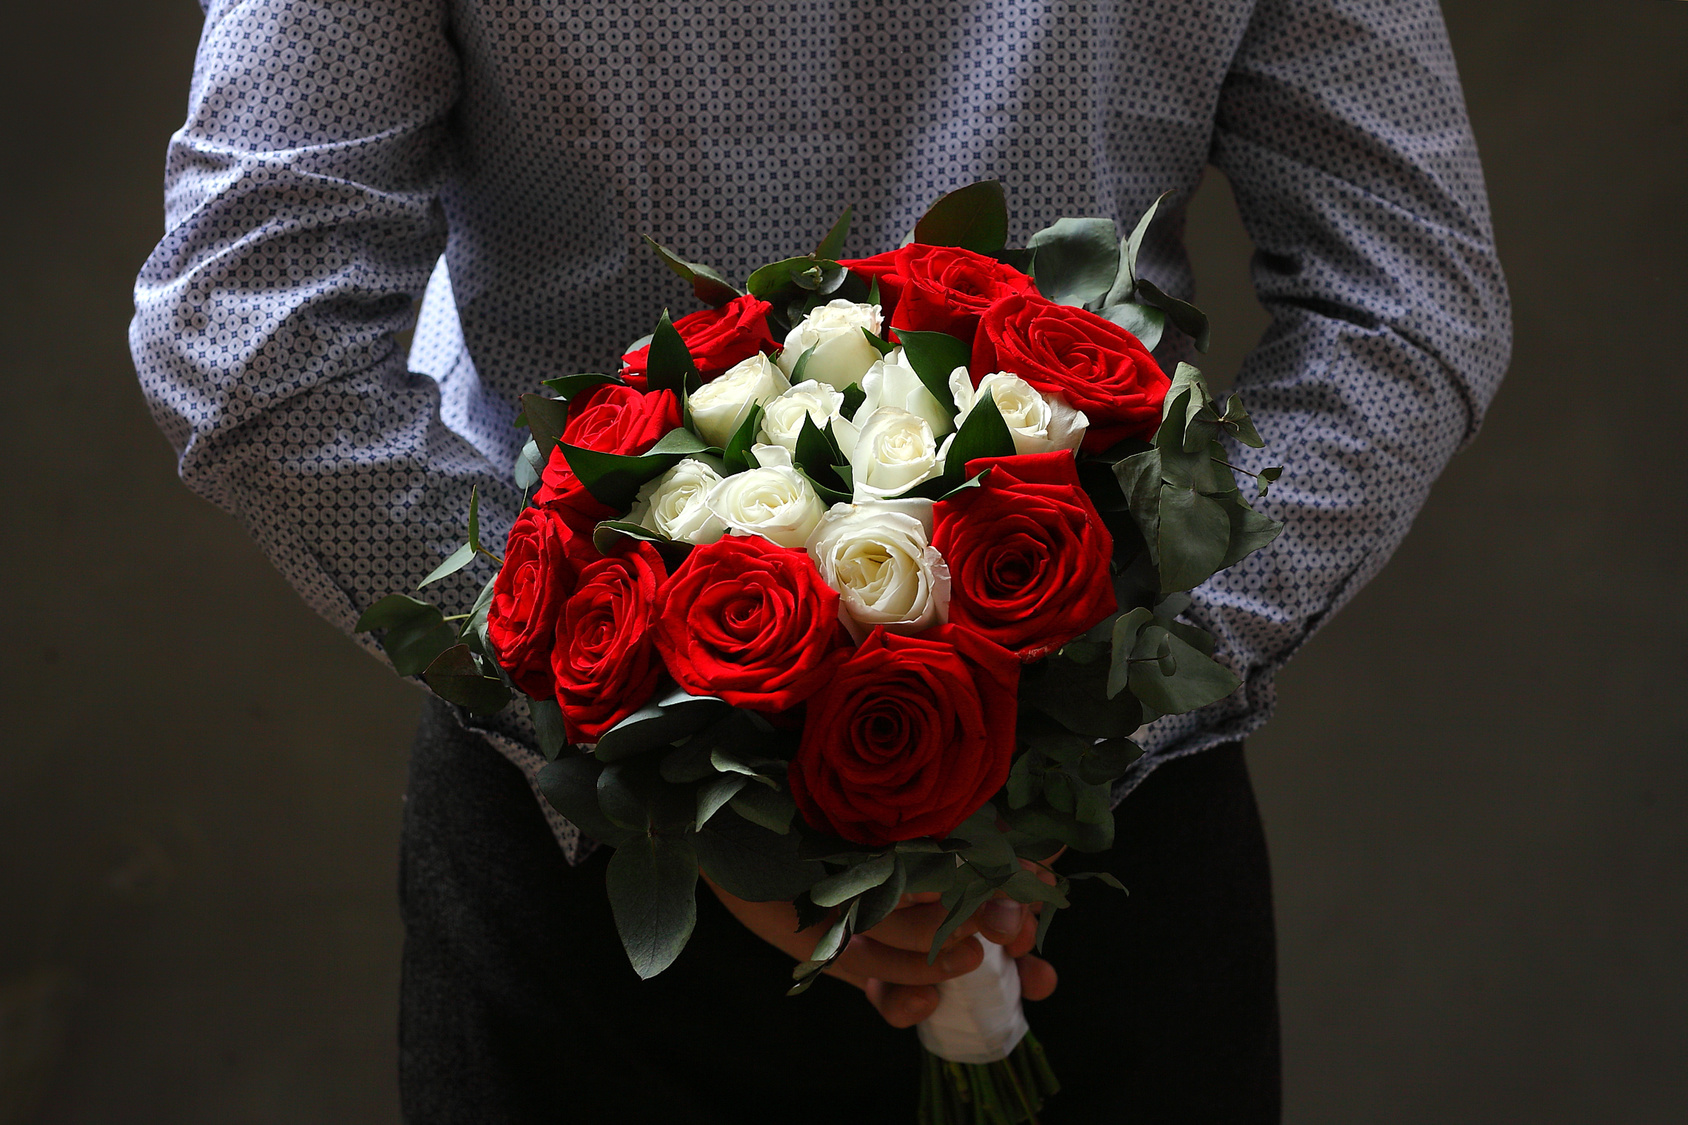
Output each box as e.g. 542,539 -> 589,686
704,872 -> 1059,1028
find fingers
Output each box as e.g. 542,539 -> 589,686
864,901 -> 978,954
836,932 -> 983,986
864,980 -> 941,1028
1016,953 -> 1058,1001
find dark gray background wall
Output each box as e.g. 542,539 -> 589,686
1,2 -> 1682,1122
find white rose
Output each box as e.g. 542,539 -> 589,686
704,458 -> 827,549
807,500 -> 951,640
759,380 -> 847,453
859,348 -> 958,437
777,300 -> 884,391
953,371 -> 1090,455
627,458 -> 728,545
848,407 -> 945,501
688,353 -> 790,448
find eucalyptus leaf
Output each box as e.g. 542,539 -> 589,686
606,831 -> 699,979
418,542 -> 474,589
1127,626 -> 1242,715
930,872 -> 1000,962
811,850 -> 897,908
513,437 -> 545,489
1023,653 -> 1143,739
1026,216 -> 1121,307
729,782 -> 798,835
695,774 -> 747,829
1155,485 -> 1231,593
420,644 -> 511,716
853,855 -> 908,933
536,754 -> 634,846
355,594 -> 460,677
1107,607 -> 1156,699
1107,189 -> 1172,304
528,695 -> 571,761
1098,302 -> 1166,350
912,180 -> 1008,254
593,684 -> 729,762
695,810 -> 826,901
1136,278 -> 1211,352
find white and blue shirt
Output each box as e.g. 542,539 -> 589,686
132,0 -> 1511,861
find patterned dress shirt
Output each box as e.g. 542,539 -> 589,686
131,0 -> 1510,861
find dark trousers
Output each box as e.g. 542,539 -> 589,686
398,700 -> 1281,1123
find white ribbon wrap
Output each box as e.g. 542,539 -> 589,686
916,940 -> 1030,1065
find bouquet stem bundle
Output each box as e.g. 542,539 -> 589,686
919,1034 -> 1059,1125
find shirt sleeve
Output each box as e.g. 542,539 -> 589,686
129,0 -> 514,653
1132,0 -> 1512,770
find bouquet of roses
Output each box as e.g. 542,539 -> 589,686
358,181 -> 1282,1124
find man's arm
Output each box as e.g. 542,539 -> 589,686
1141,0 -> 1512,766
131,0 -> 511,649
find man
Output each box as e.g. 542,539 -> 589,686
132,0 -> 1509,1119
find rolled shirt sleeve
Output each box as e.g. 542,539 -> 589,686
130,0 -> 513,647
1130,0 -> 1513,776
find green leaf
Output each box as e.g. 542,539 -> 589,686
606,831 -> 699,979
729,783 -> 798,835
1075,781 -> 1112,825
708,743 -> 783,786
1001,801 -> 1115,854
840,382 -> 866,421
1127,626 -> 1242,715
950,807 -> 1017,870
912,180 -> 1009,254
747,256 -> 841,302
720,403 -> 765,474
943,391 -> 1015,479
1074,738 -> 1143,785
1107,189 -> 1172,305
558,426 -> 705,510
464,485 -> 484,551
597,757 -> 692,833
642,236 -> 742,307
694,810 -> 825,901
1098,302 -> 1166,351
811,850 -> 897,908
518,394 -> 572,461
792,413 -> 847,485
1106,607 -> 1156,699
420,644 -> 511,716
1026,216 -> 1121,307
417,542 -> 474,589
591,521 -> 694,571
513,437 -> 545,490
695,774 -> 747,829
540,372 -> 624,402
853,854 -> 908,933
1068,870 -> 1128,893
355,594 -> 460,677
1135,279 -> 1211,352
1006,752 -> 1040,809
814,205 -> 854,260
645,310 -> 703,396
787,344 -> 817,386
536,754 -> 635,846
527,696 -> 571,761
1022,653 -> 1144,739
1155,486 -> 1232,593
893,329 -> 967,417
1221,393 -> 1265,448
592,684 -> 729,762
1212,490 -> 1284,568
860,327 -> 896,357
930,871 -> 1000,961
1256,465 -> 1283,496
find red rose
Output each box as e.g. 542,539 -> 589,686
653,536 -> 845,712
533,382 -> 681,524
621,295 -> 780,387
559,382 -> 682,455
845,244 -> 1038,344
932,451 -> 1116,661
973,293 -> 1170,451
789,624 -> 1019,846
486,507 -> 590,699
552,540 -> 668,742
